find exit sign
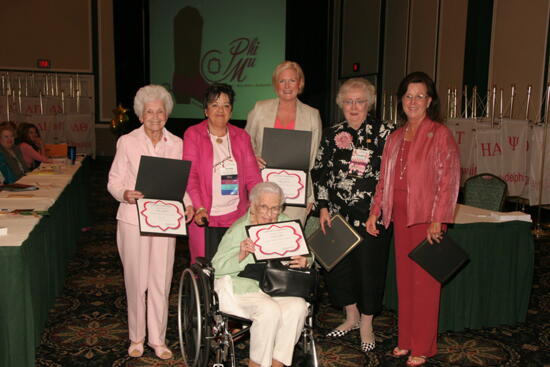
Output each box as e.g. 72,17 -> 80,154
37,59 -> 51,69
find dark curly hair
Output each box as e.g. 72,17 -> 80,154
396,71 -> 442,123
203,83 -> 235,110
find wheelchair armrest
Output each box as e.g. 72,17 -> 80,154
195,257 -> 212,268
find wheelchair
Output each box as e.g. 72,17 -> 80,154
177,257 -> 319,367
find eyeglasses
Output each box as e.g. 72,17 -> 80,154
342,99 -> 368,106
403,94 -> 429,101
256,204 -> 282,215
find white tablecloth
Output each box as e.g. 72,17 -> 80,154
0,157 -> 84,247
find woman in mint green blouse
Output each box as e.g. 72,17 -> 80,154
212,182 -> 309,367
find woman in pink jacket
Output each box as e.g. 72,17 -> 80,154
366,72 -> 460,367
183,83 -> 261,263
108,85 -> 193,360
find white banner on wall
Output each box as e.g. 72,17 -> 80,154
447,118 -> 549,205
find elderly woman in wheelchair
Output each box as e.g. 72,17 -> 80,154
210,181 -> 311,367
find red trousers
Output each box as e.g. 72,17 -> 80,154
393,188 -> 441,357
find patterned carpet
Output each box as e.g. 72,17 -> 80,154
35,157 -> 550,367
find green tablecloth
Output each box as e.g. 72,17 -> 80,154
383,221 -> 534,332
0,158 -> 90,367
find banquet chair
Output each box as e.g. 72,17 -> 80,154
463,173 -> 507,211
177,257 -> 319,367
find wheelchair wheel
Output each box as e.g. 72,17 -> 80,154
178,266 -> 212,367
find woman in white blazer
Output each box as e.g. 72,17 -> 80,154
245,61 -> 322,224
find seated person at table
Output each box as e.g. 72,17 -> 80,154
212,182 -> 309,367
16,122 -> 50,169
0,122 -> 28,184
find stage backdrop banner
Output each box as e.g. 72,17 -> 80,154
149,0 -> 286,120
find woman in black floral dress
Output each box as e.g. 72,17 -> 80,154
311,78 -> 393,353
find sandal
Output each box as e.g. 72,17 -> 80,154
326,322 -> 360,337
128,340 -> 144,358
406,355 -> 427,366
392,346 -> 410,358
147,343 -> 173,360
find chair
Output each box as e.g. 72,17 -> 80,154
463,173 -> 507,211
177,257 -> 319,367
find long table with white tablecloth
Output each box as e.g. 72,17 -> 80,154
0,158 -> 90,367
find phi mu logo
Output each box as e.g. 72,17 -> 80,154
201,38 -> 259,83
171,6 -> 260,105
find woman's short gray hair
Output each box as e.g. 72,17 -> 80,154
133,85 -> 174,117
335,78 -> 376,111
249,182 -> 285,206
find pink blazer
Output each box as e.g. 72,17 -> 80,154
183,119 -> 261,227
370,117 -> 461,228
108,126 -> 184,225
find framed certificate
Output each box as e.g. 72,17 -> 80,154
307,215 -> 362,271
136,199 -> 187,236
246,220 -> 310,261
135,156 -> 191,237
261,168 -> 307,207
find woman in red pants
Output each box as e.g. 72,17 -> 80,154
366,72 -> 460,366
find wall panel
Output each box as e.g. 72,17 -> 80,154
340,0 -> 381,78
436,0 -> 468,116
99,0 -> 117,121
382,0 -> 409,94
0,0 -> 92,72
489,0 -> 550,121
407,0 -> 439,77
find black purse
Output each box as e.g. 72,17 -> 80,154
260,260 -> 318,301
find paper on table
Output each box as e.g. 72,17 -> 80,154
454,204 -> 532,224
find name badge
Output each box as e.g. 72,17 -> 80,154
221,159 -> 239,195
349,148 -> 370,176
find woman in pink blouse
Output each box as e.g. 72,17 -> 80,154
108,85 -> 193,360
16,122 -> 49,169
366,72 -> 460,366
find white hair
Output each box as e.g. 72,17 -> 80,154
336,77 -> 376,111
133,85 -> 174,117
249,182 -> 285,206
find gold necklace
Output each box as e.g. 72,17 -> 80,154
208,126 -> 226,144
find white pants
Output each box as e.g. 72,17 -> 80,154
215,277 -> 308,367
117,221 -> 176,345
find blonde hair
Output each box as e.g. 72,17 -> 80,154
336,78 -> 376,111
272,61 -> 305,94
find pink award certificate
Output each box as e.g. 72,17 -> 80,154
246,220 -> 309,260
261,168 -> 307,206
136,199 -> 187,236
